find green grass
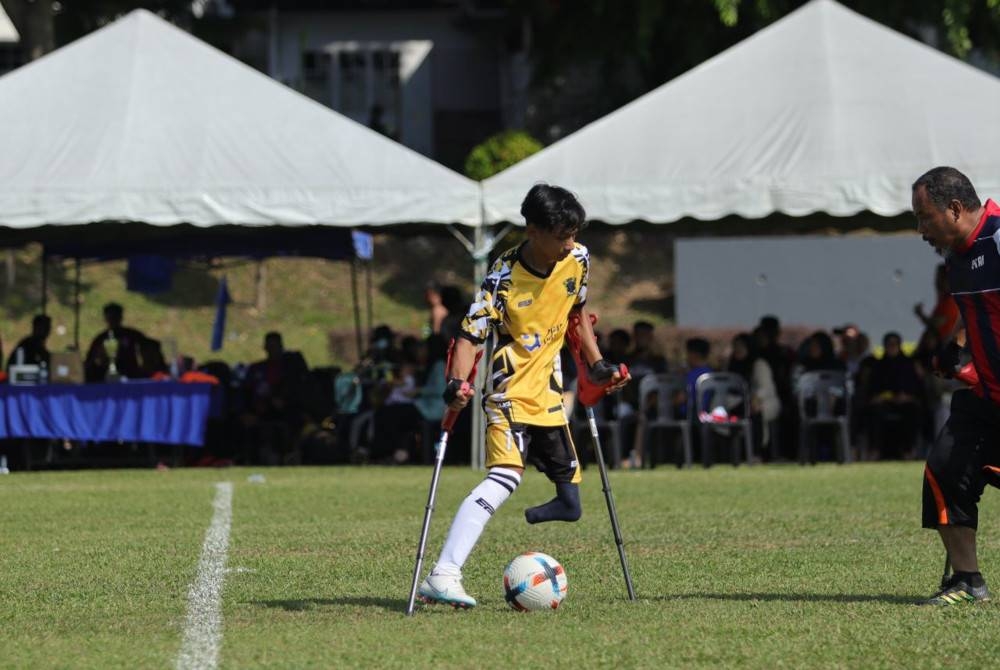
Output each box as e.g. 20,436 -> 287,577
2,463 -> 999,668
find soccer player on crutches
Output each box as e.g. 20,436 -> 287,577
406,184 -> 629,612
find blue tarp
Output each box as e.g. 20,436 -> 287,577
0,381 -> 213,446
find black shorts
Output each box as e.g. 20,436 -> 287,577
485,422 -> 582,484
922,390 -> 1000,530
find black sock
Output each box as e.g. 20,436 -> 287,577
525,482 -> 581,524
954,571 -> 986,588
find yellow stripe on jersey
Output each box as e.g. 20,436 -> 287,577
460,242 -> 590,427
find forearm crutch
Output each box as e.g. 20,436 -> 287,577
567,312 -> 637,601
585,403 -> 638,601
405,347 -> 483,616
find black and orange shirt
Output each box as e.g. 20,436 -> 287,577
460,242 -> 589,427
948,198 -> 1000,404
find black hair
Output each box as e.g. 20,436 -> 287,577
264,331 -> 283,344
633,320 -> 654,332
912,166 -> 981,211
759,315 -> 780,334
439,285 -> 465,314
103,302 -> 123,317
685,337 -> 710,358
609,329 -> 631,346
883,331 -> 902,347
520,183 -> 587,234
32,314 -> 51,329
371,324 -> 395,342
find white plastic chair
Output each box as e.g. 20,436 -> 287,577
694,372 -> 754,466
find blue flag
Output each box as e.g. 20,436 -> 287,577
352,231 -> 374,261
210,276 -> 231,352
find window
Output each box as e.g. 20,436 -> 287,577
300,49 -> 332,104
300,44 -> 402,140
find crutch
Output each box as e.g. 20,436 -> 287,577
585,402 -> 638,601
405,347 -> 483,616
567,312 -> 637,601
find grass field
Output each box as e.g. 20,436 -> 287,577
2,463 -> 999,669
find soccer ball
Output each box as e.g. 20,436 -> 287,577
502,551 -> 568,611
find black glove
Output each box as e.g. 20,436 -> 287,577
586,359 -> 619,385
443,377 -> 467,404
934,341 -> 964,378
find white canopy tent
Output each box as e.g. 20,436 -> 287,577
0,2 -> 18,43
0,9 -> 480,229
482,0 -> 1000,224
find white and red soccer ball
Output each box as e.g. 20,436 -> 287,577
503,551 -> 568,611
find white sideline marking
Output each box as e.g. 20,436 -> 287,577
176,482 -> 233,670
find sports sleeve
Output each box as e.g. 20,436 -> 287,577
572,244 -> 590,307
459,257 -> 510,344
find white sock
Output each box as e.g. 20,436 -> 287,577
434,467 -> 521,574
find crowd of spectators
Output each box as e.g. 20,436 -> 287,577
576,277 -> 959,467
0,267 -> 960,468
319,298 -> 956,468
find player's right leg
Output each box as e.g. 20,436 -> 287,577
918,391 -> 994,606
419,423 -> 526,608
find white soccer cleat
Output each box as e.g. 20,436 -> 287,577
418,570 -> 477,609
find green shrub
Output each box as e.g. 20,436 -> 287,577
463,130 -> 544,181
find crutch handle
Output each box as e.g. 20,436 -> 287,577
440,346 -> 484,432
441,381 -> 472,431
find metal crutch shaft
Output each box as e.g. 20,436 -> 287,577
405,346 -> 482,616
587,406 -> 637,601
405,430 -> 451,616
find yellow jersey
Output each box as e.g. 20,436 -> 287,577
459,242 -> 589,427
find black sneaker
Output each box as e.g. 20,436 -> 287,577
918,574 -> 990,606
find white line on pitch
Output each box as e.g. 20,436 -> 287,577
176,482 -> 234,670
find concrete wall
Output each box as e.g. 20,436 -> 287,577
676,234 -> 941,342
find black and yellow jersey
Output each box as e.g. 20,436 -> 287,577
459,241 -> 589,427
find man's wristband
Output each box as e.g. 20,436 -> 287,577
587,359 -> 618,385
443,377 -> 466,404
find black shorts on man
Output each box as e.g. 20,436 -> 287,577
922,390 -> 1000,530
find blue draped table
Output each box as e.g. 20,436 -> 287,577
0,381 -> 213,446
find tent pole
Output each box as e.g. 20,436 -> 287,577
469,221 -> 495,471
351,259 -> 363,361
40,248 -> 48,315
74,258 -> 81,351
365,260 -> 373,339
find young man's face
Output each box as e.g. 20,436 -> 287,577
526,224 -> 577,266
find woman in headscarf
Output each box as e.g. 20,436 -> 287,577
727,332 -> 782,458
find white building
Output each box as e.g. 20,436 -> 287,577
230,1 -> 529,170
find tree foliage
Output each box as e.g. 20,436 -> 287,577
464,130 -> 544,181
5,1 -> 222,62
512,0 -> 1000,137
